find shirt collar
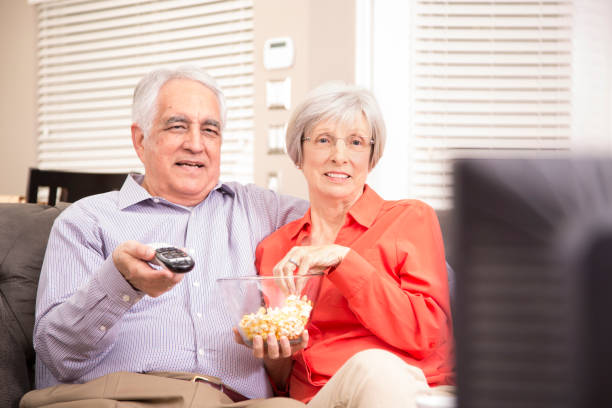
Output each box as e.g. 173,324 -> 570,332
117,174 -> 235,210
285,184 -> 384,239
286,208 -> 312,239
347,184 -> 384,228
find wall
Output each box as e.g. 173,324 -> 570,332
0,1 -> 37,197
253,0 -> 356,200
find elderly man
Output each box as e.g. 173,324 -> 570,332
20,67 -> 308,408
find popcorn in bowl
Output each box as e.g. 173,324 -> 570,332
217,273 -> 324,347
239,294 -> 313,341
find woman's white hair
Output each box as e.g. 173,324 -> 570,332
285,81 -> 386,169
131,66 -> 226,137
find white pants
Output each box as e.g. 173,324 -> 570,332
306,349 -> 455,408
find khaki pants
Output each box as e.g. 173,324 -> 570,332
307,349 -> 456,408
19,371 -> 305,408
21,351 -> 454,408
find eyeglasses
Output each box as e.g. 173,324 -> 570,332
301,135 -> 375,153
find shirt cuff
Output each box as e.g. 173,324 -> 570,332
94,256 -> 145,306
327,249 -> 374,299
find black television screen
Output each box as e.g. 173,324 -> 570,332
452,157 -> 612,408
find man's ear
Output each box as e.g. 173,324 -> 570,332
131,123 -> 146,162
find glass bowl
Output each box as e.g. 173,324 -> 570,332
217,273 -> 324,346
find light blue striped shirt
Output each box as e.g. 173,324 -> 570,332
33,174 -> 308,399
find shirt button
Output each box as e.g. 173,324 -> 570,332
99,325 -> 107,332
198,349 -> 205,356
153,198 -> 160,203
122,294 -> 130,302
196,312 -> 203,318
193,281 -> 200,287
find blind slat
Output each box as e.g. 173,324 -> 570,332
412,137 -> 571,150
39,0 -> 251,27
415,28 -> 571,40
413,127 -> 569,138
38,4 -> 253,36
413,78 -> 571,88
413,65 -> 571,76
415,41 -> 572,53
40,21 -> 252,53
414,103 -> 571,113
415,53 -> 571,64
417,4 -> 573,14
40,43 -> 254,73
39,16 -> 253,47
39,52 -> 254,77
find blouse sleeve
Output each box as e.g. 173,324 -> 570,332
327,202 -> 452,359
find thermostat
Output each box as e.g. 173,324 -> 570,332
263,37 -> 294,70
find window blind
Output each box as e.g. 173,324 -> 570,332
363,0 -> 574,209
412,0 -> 573,209
33,0 -> 255,183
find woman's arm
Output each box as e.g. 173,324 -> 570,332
327,203 -> 451,357
273,202 -> 451,358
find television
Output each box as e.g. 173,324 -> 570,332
452,157 -> 612,408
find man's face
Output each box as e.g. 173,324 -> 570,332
132,78 -> 222,206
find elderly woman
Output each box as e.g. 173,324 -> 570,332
241,82 -> 455,408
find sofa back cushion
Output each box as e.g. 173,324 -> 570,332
0,203 -> 67,407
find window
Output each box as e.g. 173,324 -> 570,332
358,0 -> 612,209
31,0 -> 254,183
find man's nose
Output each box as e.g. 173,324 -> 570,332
183,128 -> 204,152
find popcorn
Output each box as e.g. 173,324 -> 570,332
239,294 -> 313,341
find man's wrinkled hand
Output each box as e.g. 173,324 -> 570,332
112,240 -> 184,297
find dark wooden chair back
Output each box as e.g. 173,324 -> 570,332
26,168 -> 130,205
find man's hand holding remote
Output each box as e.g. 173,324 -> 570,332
112,241 -> 186,297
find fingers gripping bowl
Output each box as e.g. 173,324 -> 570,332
217,273 -> 324,346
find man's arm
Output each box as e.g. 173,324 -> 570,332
234,183 -> 308,243
273,192 -> 309,230
33,205 -> 145,383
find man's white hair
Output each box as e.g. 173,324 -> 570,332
131,66 -> 226,137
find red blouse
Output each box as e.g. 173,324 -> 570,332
255,185 -> 455,403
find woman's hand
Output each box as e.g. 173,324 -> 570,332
273,244 -> 350,293
233,328 -> 308,359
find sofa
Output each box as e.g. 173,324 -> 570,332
0,203 -> 68,407
0,202 -> 454,408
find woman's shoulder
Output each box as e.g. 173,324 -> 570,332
374,199 -> 441,238
255,216 -> 304,272
381,197 -> 435,218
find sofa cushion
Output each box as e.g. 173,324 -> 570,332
0,203 -> 67,408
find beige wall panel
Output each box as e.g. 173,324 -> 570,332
253,0 -> 355,200
0,1 -> 37,197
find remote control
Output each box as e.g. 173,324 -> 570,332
153,246 -> 195,273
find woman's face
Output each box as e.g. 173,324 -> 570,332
301,114 -> 372,206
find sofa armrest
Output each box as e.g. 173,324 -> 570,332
0,203 -> 68,407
